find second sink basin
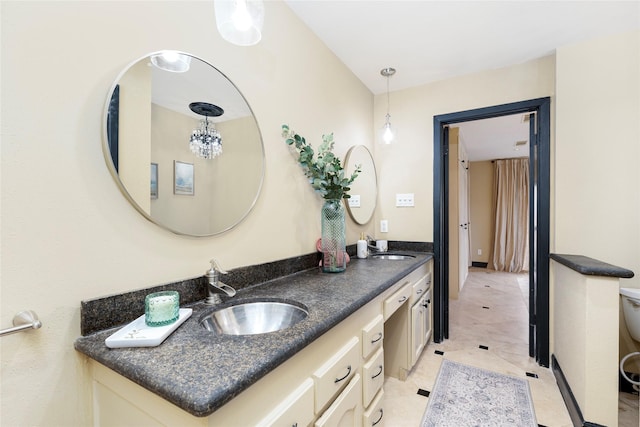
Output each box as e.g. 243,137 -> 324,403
370,253 -> 416,260
200,300 -> 308,335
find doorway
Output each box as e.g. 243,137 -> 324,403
433,97 -> 551,367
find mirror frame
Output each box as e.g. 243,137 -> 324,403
102,51 -> 265,237
344,145 -> 377,225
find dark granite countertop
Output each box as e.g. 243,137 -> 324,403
550,253 -> 634,279
74,252 -> 432,417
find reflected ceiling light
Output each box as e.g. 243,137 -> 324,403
380,67 -> 396,144
214,0 -> 265,46
150,51 -> 191,73
189,102 -> 224,160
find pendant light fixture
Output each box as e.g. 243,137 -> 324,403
214,0 -> 265,46
189,102 -> 224,160
380,67 -> 396,144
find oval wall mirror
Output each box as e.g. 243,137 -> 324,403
103,51 -> 265,236
344,145 -> 377,225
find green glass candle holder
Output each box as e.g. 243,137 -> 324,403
145,291 -> 179,327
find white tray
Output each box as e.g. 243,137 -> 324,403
105,308 -> 192,348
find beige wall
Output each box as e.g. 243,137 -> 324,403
555,30 -> 639,286
469,161 -> 493,264
372,55 -> 555,242
448,128 -> 461,299
552,262 -> 619,426
554,30 -> 640,370
0,2 -> 374,425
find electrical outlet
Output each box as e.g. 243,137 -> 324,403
395,193 -> 415,207
348,195 -> 361,208
478,249 -> 482,256
380,220 -> 388,233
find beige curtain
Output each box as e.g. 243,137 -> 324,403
490,158 -> 529,272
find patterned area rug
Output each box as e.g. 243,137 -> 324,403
420,360 -> 537,426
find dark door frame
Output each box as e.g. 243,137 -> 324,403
433,97 -> 551,367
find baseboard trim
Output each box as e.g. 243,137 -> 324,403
552,355 -> 607,427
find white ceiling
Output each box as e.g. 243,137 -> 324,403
456,114 -> 530,161
285,0 -> 640,94
285,1 -> 639,161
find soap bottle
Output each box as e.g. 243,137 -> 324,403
357,233 -> 368,259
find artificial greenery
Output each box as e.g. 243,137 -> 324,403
282,124 -> 361,200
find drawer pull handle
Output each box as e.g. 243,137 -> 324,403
371,332 -> 383,344
371,365 -> 383,379
416,289 -> 423,295
334,365 -> 352,383
372,408 -> 384,426
398,296 -> 407,303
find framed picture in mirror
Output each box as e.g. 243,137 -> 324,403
150,163 -> 158,199
174,161 -> 194,196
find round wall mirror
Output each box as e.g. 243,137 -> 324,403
344,145 -> 377,225
103,51 -> 265,236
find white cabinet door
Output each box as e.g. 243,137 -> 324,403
256,378 -> 314,427
410,301 -> 425,367
315,374 -> 362,427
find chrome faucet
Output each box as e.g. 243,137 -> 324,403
366,235 -> 381,254
205,258 -> 236,305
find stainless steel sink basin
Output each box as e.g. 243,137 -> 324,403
200,300 -> 308,335
370,253 -> 416,260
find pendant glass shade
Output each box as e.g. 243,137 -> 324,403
150,51 -> 191,73
215,0 -> 265,46
381,113 -> 395,145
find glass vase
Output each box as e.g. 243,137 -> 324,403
321,199 -> 346,273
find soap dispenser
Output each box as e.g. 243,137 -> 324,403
357,233 -> 368,259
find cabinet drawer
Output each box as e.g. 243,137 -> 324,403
315,374 -> 362,427
313,336 -> 360,412
411,274 -> 429,305
383,282 -> 411,320
363,390 -> 384,427
362,315 -> 384,359
256,378 -> 314,427
362,348 -> 384,408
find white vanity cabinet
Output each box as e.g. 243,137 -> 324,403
89,282 -> 385,426
384,261 -> 432,380
87,259 -> 433,427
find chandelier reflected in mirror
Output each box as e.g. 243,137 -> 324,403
189,102 -> 224,159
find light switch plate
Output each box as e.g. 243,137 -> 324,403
380,220 -> 388,233
396,193 -> 415,207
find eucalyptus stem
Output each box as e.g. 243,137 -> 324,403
282,124 -> 361,200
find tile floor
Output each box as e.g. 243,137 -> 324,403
382,268 -> 639,426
